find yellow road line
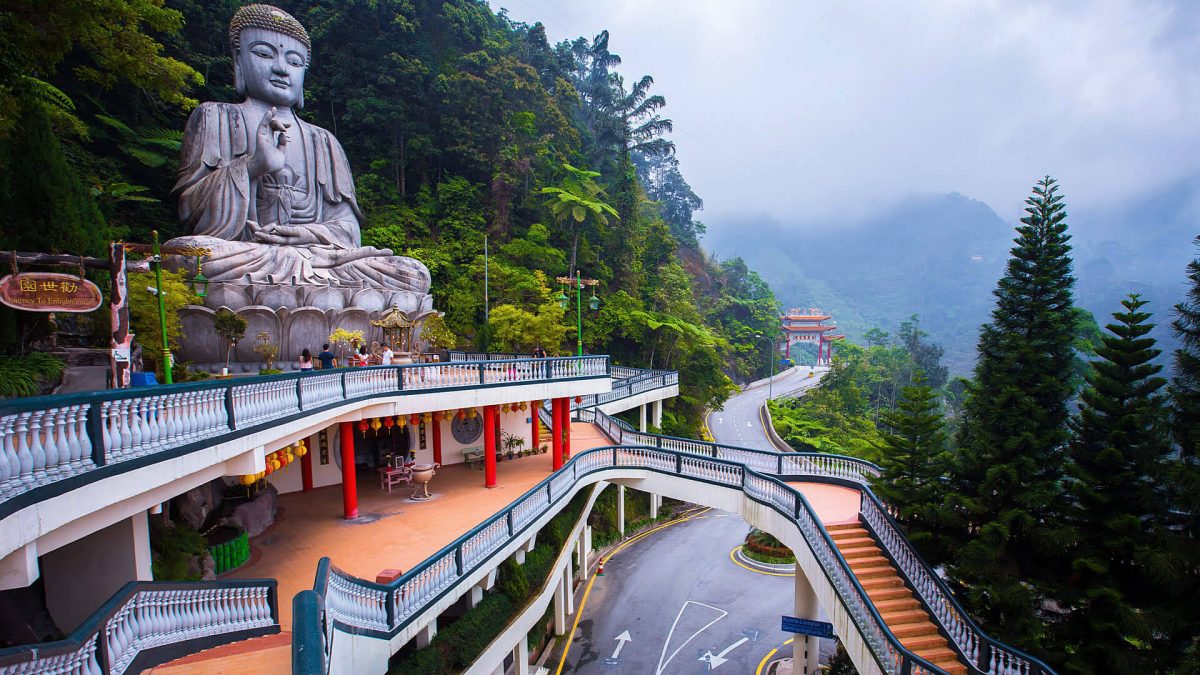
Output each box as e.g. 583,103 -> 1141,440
755,638 -> 794,675
728,546 -> 794,577
554,507 -> 711,675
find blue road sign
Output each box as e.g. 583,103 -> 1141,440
782,615 -> 834,639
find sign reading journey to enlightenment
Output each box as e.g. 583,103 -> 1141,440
0,273 -> 104,313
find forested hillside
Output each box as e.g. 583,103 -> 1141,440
0,0 -> 781,433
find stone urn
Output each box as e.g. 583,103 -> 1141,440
411,463 -> 439,501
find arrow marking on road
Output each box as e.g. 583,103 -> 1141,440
656,601 -> 728,675
611,630 -> 632,659
699,637 -> 749,669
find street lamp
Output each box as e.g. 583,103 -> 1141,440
151,230 -> 172,385
755,332 -> 777,400
557,273 -> 600,357
190,254 -> 208,299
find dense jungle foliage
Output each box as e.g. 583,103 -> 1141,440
0,0 -> 779,430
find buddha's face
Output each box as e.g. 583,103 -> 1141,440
235,27 -> 308,108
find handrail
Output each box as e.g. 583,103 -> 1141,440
304,445 -> 946,674
0,356 -> 608,520
578,406 -> 1054,675
0,578 -> 278,675
446,352 -> 671,382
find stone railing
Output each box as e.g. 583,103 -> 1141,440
0,356 -> 608,519
300,445 -> 946,675
0,579 -> 277,675
446,352 -> 667,383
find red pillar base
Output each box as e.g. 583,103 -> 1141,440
551,398 -> 564,471
339,422 -> 358,519
484,405 -> 498,488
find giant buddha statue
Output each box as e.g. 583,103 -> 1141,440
170,5 -> 432,370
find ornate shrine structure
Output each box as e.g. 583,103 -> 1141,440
780,308 -> 844,365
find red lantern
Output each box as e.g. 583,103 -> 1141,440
358,419 -> 369,436
410,414 -> 420,426
384,416 -> 394,429
574,396 -> 582,404
457,410 -> 466,421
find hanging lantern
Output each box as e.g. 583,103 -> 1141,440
501,403 -> 510,413
575,396 -> 583,404
423,412 -> 432,424
264,463 -> 274,476
433,411 -> 443,422
358,419 -> 369,436
468,408 -> 478,420
410,414 -> 420,426
241,474 -> 256,486
457,410 -> 466,421
370,417 -> 382,433
397,415 -> 407,428
295,443 -> 308,458
519,401 -> 528,411
384,415 -> 395,429
556,290 -> 569,309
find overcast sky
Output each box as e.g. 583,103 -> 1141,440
491,1 -> 1200,228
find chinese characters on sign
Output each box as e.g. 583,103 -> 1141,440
0,273 -> 103,313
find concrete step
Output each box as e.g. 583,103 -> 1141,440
846,554 -> 890,567
889,620 -> 941,639
848,563 -> 895,579
864,585 -> 913,601
858,575 -> 905,591
825,522 -> 863,532
901,632 -> 953,652
830,535 -> 874,548
839,545 -> 881,560
874,597 -> 920,613
879,608 -> 930,625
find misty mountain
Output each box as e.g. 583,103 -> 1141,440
706,182 -> 1199,376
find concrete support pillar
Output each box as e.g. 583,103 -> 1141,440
793,564 -> 821,675
484,405 -> 498,488
515,630 -> 530,675
652,399 -> 663,429
639,404 -> 647,432
551,398 -> 564,471
617,484 -> 626,537
576,535 -> 588,582
339,422 -> 358,518
553,572 -> 567,634
42,512 -> 152,633
563,563 -> 574,615
469,585 -> 484,608
650,493 -> 661,519
416,618 -> 437,648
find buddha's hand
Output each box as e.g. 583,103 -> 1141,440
309,246 -> 392,268
246,221 -> 319,245
249,107 -> 289,179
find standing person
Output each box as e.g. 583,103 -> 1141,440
317,343 -> 336,369
357,345 -> 370,367
298,348 -> 315,371
381,343 -> 394,365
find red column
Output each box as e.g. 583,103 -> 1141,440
484,405 -> 498,488
432,415 -> 443,465
339,422 -> 357,519
301,434 -> 315,492
563,398 -> 572,461
531,401 -> 540,451
551,398 -> 564,471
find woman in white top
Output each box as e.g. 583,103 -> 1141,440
298,348 -> 315,371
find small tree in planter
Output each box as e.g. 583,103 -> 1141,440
251,331 -> 280,372
328,328 -> 363,366
502,431 -> 525,459
213,309 -> 247,375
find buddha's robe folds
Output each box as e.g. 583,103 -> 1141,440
168,102 -> 429,293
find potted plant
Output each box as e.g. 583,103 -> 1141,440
328,328 -> 364,367
502,431 -> 524,460
252,330 -> 280,373
213,309 -> 247,376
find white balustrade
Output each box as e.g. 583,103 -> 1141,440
461,518 -> 509,570
0,405 -> 98,495
300,373 -> 343,410
327,573 -> 389,633
232,380 -> 300,428
393,550 -> 459,623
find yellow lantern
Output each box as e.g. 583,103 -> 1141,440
241,474 -> 256,486
397,415 -> 407,428
502,403 -> 511,413
295,443 -> 308,458
423,412 -> 433,423
370,417 -> 382,432
519,401 -> 528,411
468,408 -> 478,420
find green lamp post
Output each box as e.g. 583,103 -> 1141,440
151,230 -> 172,384
755,332 -> 777,400
557,273 -> 600,357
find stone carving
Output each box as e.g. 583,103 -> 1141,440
170,4 -> 433,367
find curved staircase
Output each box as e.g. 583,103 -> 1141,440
828,523 -> 967,675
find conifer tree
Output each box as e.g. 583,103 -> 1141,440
1172,236 -> 1200,453
871,371 -> 952,564
947,176 -> 1077,647
1058,294 -> 1173,672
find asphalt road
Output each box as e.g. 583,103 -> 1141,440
708,367 -> 826,451
553,508 -> 802,674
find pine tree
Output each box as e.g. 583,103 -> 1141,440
871,371 -> 952,564
1167,237 -> 1200,669
1058,294 -> 1173,672
946,176 -> 1077,647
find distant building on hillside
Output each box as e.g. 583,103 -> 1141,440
780,308 -> 844,365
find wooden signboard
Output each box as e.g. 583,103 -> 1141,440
0,272 -> 103,313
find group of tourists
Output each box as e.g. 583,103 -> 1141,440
296,342 -> 397,370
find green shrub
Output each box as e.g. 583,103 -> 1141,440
150,522 -> 208,581
498,558 -> 530,604
439,594 -> 514,669
0,353 -> 65,398
259,368 -> 283,375
741,546 -> 796,565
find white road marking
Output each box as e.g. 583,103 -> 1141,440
699,636 -> 750,668
612,630 -> 632,658
656,601 -> 728,675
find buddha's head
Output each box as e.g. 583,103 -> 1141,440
229,4 -> 311,109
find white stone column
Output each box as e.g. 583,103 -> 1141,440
553,572 -> 567,634
577,534 -> 589,582
652,399 -> 663,429
564,560 -> 575,615
617,484 -> 626,537
639,404 -> 648,432
416,619 -> 437,648
469,585 -> 483,608
650,493 -> 661,519
793,564 -> 821,674
515,630 -> 530,675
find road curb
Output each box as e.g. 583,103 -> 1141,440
733,545 -> 795,575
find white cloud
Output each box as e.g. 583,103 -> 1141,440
493,1 -> 1200,224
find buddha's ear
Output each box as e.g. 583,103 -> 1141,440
296,88 -> 304,111
233,51 -> 246,98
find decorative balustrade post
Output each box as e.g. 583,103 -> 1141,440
295,378 -> 304,411
506,511 -> 514,537
776,454 -> 783,475
397,365 -> 404,391
454,547 -> 463,576
478,363 -> 485,384
86,403 -> 106,467
340,370 -> 348,399
675,454 -> 682,474
977,642 -> 992,671
224,386 -> 236,431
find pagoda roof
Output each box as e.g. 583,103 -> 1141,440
782,315 -> 832,321
783,325 -> 836,332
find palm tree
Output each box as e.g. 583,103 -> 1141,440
539,163 -> 619,275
